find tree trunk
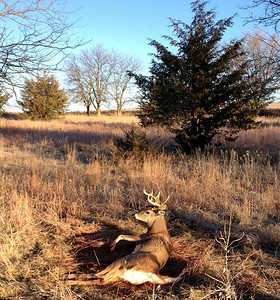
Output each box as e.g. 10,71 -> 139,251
86,105 -> 90,115
96,106 -> 101,116
117,108 -> 122,116
117,104 -> 122,116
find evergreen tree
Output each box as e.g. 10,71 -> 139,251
131,1 -> 276,153
19,74 -> 68,120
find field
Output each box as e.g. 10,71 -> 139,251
0,113 -> 279,299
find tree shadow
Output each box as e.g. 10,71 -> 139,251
1,113 -> 24,120
0,126 -> 116,146
0,125 -> 116,164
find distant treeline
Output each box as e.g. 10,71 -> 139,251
68,109 -> 139,116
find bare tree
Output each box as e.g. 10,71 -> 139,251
65,46 -> 140,115
0,88 -> 9,115
108,54 -> 141,115
65,58 -> 92,115
243,0 -> 280,32
242,1 -> 280,81
0,0 -> 84,91
244,30 -> 280,78
81,46 -> 114,115
65,45 -> 114,115
232,30 -> 280,104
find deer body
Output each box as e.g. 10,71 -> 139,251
94,191 -> 180,285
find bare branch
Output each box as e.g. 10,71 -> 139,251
230,29 -> 280,107
242,0 -> 280,32
107,53 -> 141,115
0,0 -> 86,90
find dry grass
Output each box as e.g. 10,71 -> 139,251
64,113 -> 140,124
222,117 -> 280,157
267,102 -> 280,109
0,113 -> 279,299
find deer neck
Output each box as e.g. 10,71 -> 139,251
147,216 -> 169,236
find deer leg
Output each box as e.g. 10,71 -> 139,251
110,234 -> 141,252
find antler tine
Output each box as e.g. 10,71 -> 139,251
143,189 -> 151,196
155,192 -> 160,203
161,195 -> 170,205
143,189 -> 161,207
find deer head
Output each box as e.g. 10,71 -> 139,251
134,190 -> 170,233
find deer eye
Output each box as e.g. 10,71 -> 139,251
146,211 -> 151,214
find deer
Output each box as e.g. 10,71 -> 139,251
92,190 -> 181,285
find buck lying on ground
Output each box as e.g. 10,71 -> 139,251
93,190 -> 181,285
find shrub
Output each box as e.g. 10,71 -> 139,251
113,126 -> 159,161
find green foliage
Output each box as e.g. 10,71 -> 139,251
113,127 -> 159,161
0,90 -> 9,116
131,1 -> 275,153
18,74 -> 68,120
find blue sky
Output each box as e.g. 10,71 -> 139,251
69,0 -> 264,72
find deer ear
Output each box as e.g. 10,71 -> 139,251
158,210 -> 165,215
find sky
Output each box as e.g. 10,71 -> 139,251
69,0 -> 264,72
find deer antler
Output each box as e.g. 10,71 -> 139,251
143,190 -> 170,207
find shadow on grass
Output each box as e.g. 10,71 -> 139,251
1,112 -> 24,120
0,126 -> 116,146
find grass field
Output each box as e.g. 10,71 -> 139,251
0,113 -> 279,299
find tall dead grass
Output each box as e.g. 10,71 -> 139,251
224,124 -> 280,156
0,114 -> 279,299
